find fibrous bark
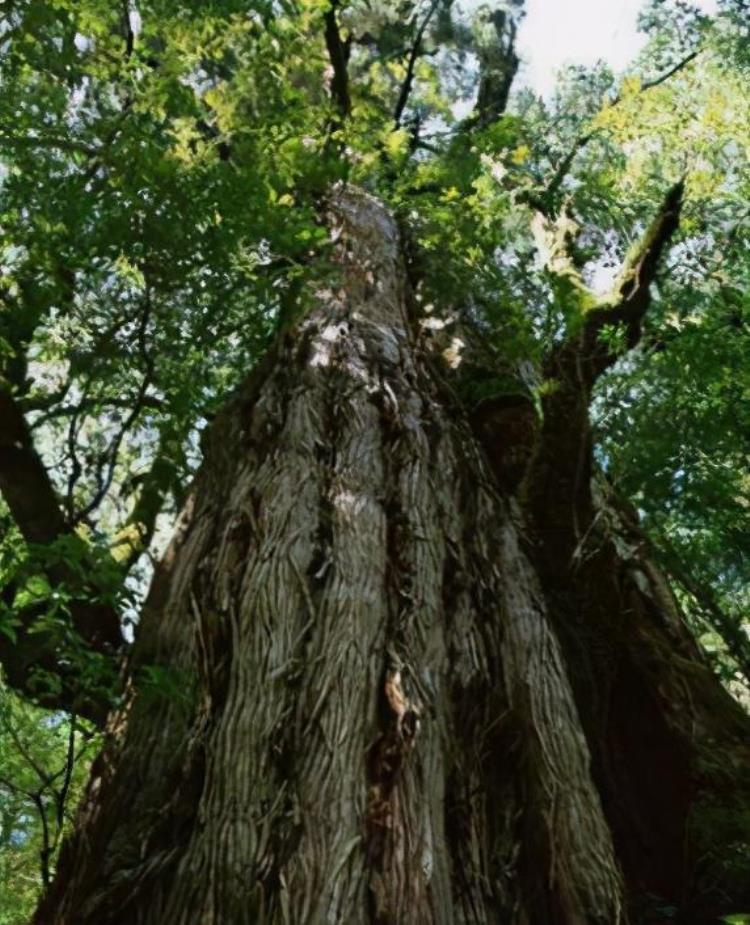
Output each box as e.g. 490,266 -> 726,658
35,188 -> 750,925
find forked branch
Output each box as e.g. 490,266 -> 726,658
540,178 -> 684,397
586,178 -> 684,356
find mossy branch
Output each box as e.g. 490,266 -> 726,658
587,178 -> 684,354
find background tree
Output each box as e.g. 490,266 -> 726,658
0,0 -> 749,921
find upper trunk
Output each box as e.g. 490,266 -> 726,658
35,189 -> 750,925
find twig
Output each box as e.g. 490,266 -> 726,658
72,291 -> 156,525
30,394 -> 163,428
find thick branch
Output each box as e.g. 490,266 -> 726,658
324,0 -> 351,119
0,390 -> 122,724
585,178 -> 684,359
0,390 -> 68,545
525,182 -> 684,550
538,179 -> 684,393
468,7 -> 520,130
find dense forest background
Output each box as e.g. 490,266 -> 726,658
0,0 -> 749,921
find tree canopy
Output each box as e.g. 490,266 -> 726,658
0,0 -> 749,916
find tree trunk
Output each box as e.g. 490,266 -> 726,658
35,189 -> 750,924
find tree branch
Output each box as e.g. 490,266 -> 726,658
28,394 -> 163,428
324,0 -> 351,120
467,7 -> 520,130
32,788 -> 52,887
5,719 -> 54,787
659,544 -> 750,686
115,438 -> 180,574
525,182 -> 685,558
534,132 -> 593,215
0,132 -> 99,158
121,0 -> 136,59
0,390 -> 68,546
392,0 -> 441,128
638,49 -> 700,94
72,294 -> 156,527
585,178 -> 685,359
0,390 -> 123,725
535,50 -> 700,217
534,179 -> 683,404
55,714 -> 77,831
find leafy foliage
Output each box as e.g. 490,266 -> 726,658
0,685 -> 98,924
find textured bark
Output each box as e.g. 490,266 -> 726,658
35,189 -> 749,924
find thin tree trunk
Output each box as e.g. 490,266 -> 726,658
35,189 -> 750,924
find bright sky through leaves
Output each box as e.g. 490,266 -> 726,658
517,0 -> 718,97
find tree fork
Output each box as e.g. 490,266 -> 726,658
36,189 -> 750,924
513,176 -> 750,915
36,189 -> 622,923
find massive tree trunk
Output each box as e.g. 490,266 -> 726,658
35,189 -> 750,924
